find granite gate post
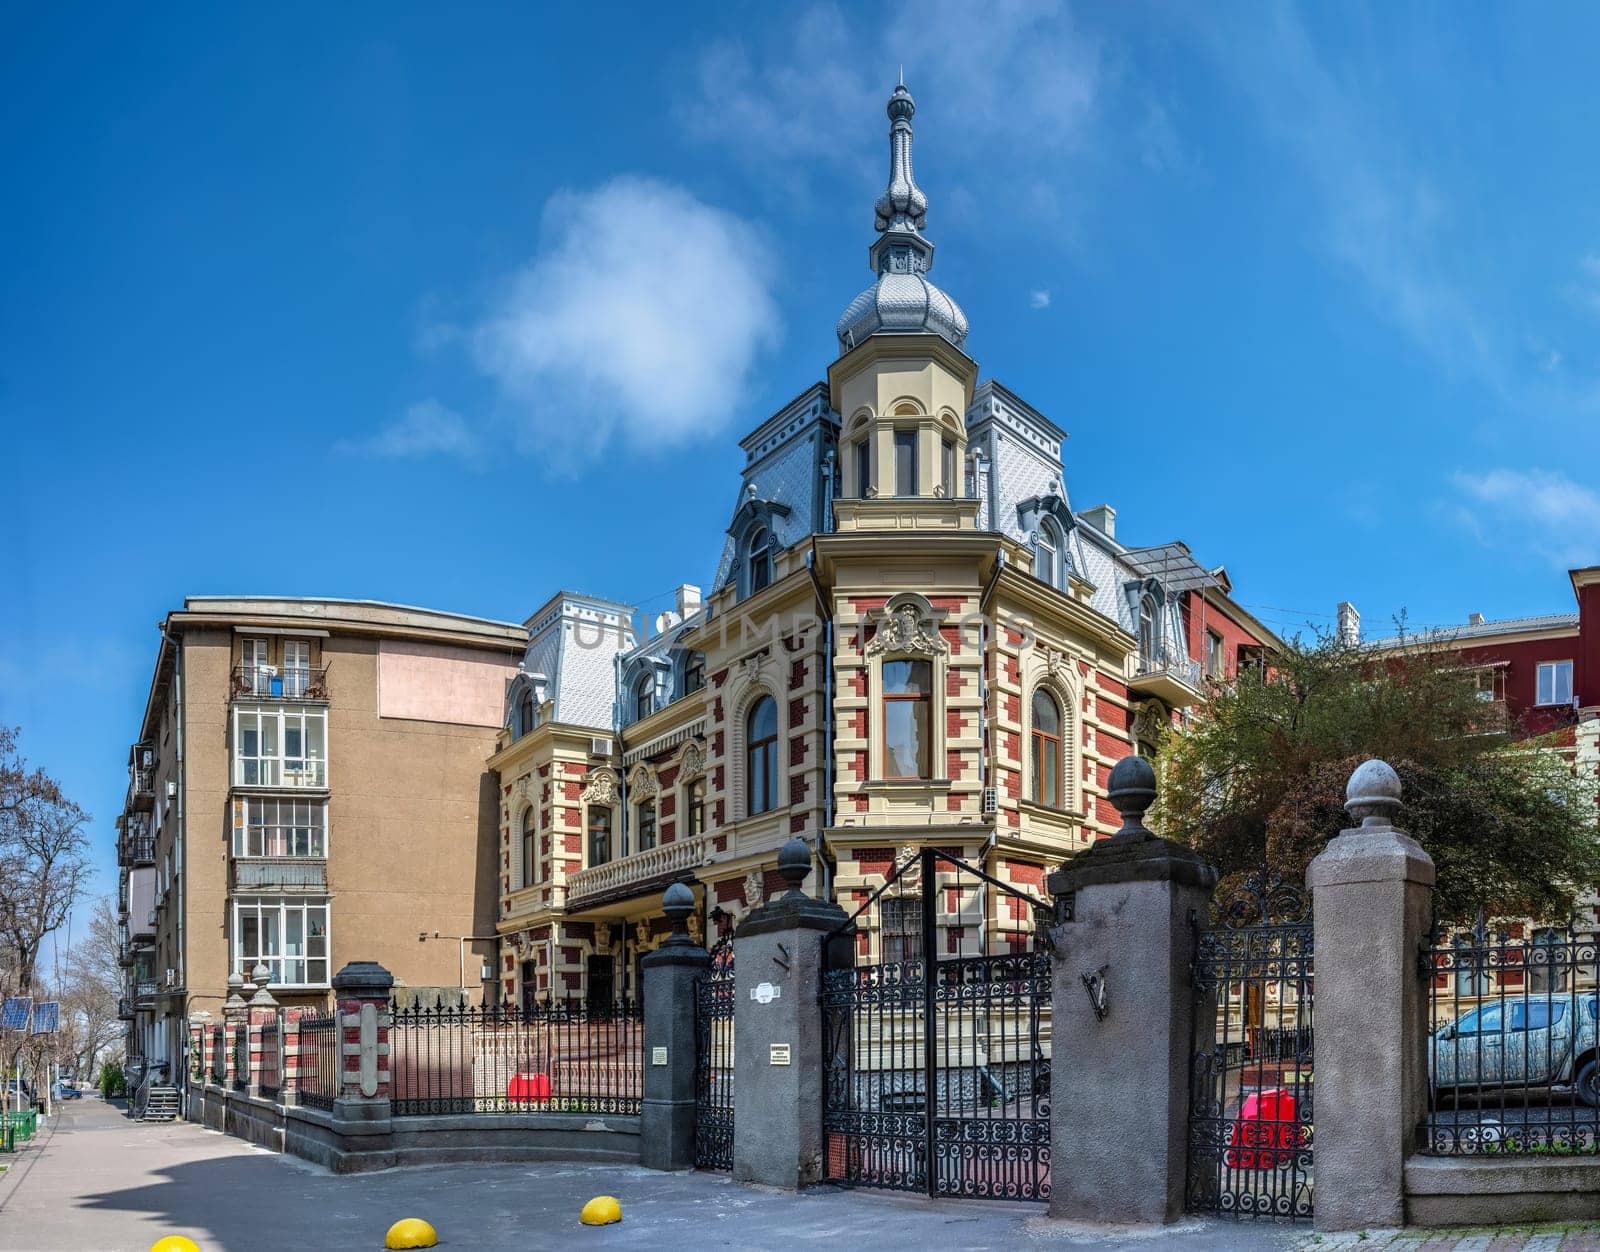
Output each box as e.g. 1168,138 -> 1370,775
732,837 -> 848,1189
1045,755 -> 1218,1224
329,960 -> 397,1172
641,881 -> 711,1171
1308,760 -> 1434,1232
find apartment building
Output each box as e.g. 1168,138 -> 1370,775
115,597 -> 525,1075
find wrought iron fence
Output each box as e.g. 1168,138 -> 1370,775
694,934 -> 736,1169
296,1014 -> 339,1110
1188,869 -> 1315,1222
232,1025 -> 248,1091
1422,916 -> 1600,1155
389,998 -> 643,1116
259,1022 -> 281,1098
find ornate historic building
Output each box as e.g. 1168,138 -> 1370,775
489,83 -> 1278,1005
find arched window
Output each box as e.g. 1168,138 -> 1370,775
746,696 -> 779,815
587,807 -> 613,868
1036,520 -> 1060,589
1030,689 -> 1062,808
747,527 -> 772,594
682,653 -> 705,696
518,690 -> 535,737
855,439 -> 871,498
633,674 -> 653,723
1138,595 -> 1159,666
882,659 -> 932,779
520,807 -> 537,888
636,801 -> 657,851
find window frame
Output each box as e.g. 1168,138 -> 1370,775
1205,629 -> 1225,679
880,658 -> 934,780
518,690 -> 536,736
941,437 -> 956,498
633,674 -> 654,723
893,430 -> 917,497
682,653 -> 705,697
232,896 -> 330,988
747,527 -> 773,595
685,777 -> 706,839
1536,660 -> 1574,707
231,796 -> 327,859
233,704 -> 328,789
1138,595 -> 1160,666
746,695 -> 779,816
520,806 -> 537,889
880,896 -> 923,965
636,801 -> 657,852
586,806 -> 614,868
855,438 -> 872,499
1029,688 -> 1063,808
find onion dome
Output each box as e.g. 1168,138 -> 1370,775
836,79 -> 969,353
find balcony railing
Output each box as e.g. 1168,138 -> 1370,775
230,857 -> 328,892
231,665 -> 328,702
128,768 -> 155,811
232,760 -> 328,789
121,834 -> 155,867
1129,645 -> 1204,705
117,998 -> 134,1021
565,833 -> 711,909
135,981 -> 157,1005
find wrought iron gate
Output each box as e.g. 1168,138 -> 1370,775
822,848 -> 1053,1202
693,932 -> 735,1170
1187,869 -> 1315,1221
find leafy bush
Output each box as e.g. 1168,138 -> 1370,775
98,1060 -> 125,1098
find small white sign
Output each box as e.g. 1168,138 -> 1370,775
751,982 -> 782,1004
652,1047 -> 668,1067
769,1043 -> 792,1066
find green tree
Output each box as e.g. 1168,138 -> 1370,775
1156,629 -> 1600,922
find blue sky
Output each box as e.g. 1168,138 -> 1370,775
7,2 -> 1600,920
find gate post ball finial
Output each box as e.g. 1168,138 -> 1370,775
662,881 -> 695,944
1106,754 -> 1157,839
776,837 -> 812,896
1345,758 -> 1402,827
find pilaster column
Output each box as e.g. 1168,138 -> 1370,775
1308,760 -> 1435,1231
329,960 -> 396,1171
732,838 -> 849,1189
1044,756 -> 1218,1224
640,882 -> 711,1171
222,973 -> 248,1091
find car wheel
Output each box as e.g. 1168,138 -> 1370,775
1576,1060 -> 1600,1108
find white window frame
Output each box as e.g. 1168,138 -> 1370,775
1536,660 -> 1574,707
232,796 -> 327,858
233,897 -> 330,988
233,704 -> 328,788
282,639 -> 311,697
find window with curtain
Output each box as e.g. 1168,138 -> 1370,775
587,807 -> 613,868
1030,689 -> 1062,807
893,431 -> 917,496
746,696 -> 779,815
882,659 -> 932,779
521,808 -> 536,888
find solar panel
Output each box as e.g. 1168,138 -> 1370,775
0,999 -> 31,1032
30,1002 -> 59,1034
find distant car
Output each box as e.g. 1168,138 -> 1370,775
1430,992 -> 1600,1105
50,1081 -> 82,1101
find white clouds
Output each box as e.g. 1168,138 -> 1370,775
336,399 -> 483,464
471,177 -> 780,466
680,1 -> 1101,214
1029,289 -> 1052,310
1451,468 -> 1600,567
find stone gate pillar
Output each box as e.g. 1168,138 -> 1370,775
329,960 -> 396,1172
641,881 -> 711,1171
1308,760 -> 1434,1231
1045,755 -> 1218,1225
732,838 -> 848,1189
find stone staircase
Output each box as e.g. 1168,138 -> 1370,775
139,1085 -> 180,1122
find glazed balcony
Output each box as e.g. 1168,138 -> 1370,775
1127,646 -> 1204,707
564,833 -> 711,912
230,665 -> 328,702
230,856 -> 328,892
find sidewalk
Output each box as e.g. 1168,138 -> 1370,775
2,1097 -> 1599,1251
1297,1232 -> 1600,1251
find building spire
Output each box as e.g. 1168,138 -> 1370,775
873,80 -> 928,238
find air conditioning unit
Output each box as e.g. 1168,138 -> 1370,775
164,968 -> 177,988
590,737 -> 614,758
141,747 -> 155,769
981,787 -> 998,816
166,780 -> 177,799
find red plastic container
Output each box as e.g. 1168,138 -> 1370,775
507,1072 -> 551,1102
1225,1088 -> 1301,1169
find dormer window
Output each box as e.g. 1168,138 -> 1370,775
683,653 -> 705,697
1139,594 -> 1159,666
748,527 -> 773,594
1036,519 -> 1061,589
518,690 -> 535,737
633,674 -> 654,723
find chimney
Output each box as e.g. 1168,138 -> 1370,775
1080,504 -> 1116,540
675,584 -> 702,619
1467,612 -> 1486,627
1336,601 -> 1360,646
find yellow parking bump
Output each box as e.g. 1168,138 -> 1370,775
150,1238 -> 201,1252
384,1217 -> 439,1249
580,1195 -> 622,1226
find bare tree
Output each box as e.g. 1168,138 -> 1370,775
60,898 -> 123,1082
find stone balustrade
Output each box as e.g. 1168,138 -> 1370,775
565,834 -> 710,906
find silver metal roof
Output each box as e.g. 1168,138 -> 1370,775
1118,542 -> 1222,594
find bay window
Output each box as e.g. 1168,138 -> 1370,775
232,797 -> 326,858
882,659 -> 933,779
234,897 -> 329,987
234,705 -> 327,787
